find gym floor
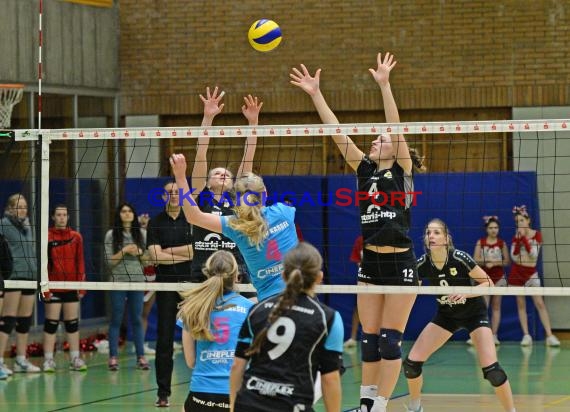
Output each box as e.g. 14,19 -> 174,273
1,340 -> 568,411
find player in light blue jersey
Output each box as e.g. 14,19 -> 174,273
171,154 -> 299,301
177,250 -> 254,412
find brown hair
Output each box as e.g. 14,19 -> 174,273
409,147 -> 426,173
245,242 -> 322,356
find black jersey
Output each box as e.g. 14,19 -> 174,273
235,294 -> 344,411
357,157 -> 414,248
191,188 -> 247,279
417,249 -> 487,319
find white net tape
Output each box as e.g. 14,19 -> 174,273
0,85 -> 24,129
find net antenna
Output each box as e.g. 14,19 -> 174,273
0,84 -> 24,129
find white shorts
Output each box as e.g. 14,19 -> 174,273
524,272 -> 541,287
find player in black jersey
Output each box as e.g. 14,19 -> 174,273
230,242 -> 343,412
403,219 -> 516,412
191,87 -> 262,294
291,52 -> 426,412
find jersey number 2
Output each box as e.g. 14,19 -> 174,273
267,317 -> 296,360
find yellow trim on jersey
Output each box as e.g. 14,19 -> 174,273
62,0 -> 113,8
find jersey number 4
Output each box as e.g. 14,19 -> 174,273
266,239 -> 282,261
267,317 -> 296,360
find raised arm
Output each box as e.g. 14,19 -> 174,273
170,153 -> 222,233
290,64 -> 364,171
237,94 -> 263,177
192,86 -> 225,194
369,52 -> 412,174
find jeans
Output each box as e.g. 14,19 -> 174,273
155,290 -> 182,398
109,290 -> 145,358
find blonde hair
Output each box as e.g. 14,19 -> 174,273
4,193 -> 26,213
423,218 -> 455,254
228,172 -> 268,248
177,250 -> 238,341
246,242 -> 322,356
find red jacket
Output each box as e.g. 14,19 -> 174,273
48,227 -> 85,291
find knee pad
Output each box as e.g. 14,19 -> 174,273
361,333 -> 381,362
378,328 -> 403,360
0,316 -> 16,334
483,362 -> 508,387
403,356 -> 424,379
64,318 -> 79,334
15,316 -> 32,334
43,318 -> 59,335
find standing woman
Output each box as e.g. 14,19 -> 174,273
404,219 -> 516,412
190,87 -> 261,293
473,216 -> 510,345
177,250 -> 253,412
170,161 -> 298,301
0,193 -> 40,374
104,202 -> 150,370
0,232 -> 13,379
290,52 -> 425,412
509,205 -> 560,347
230,242 -> 343,412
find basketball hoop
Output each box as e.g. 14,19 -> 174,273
0,84 -> 24,129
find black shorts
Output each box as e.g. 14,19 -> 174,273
45,291 -> 80,303
234,390 -> 313,412
184,392 -> 229,412
358,248 -> 419,286
431,311 -> 491,334
5,287 -> 37,296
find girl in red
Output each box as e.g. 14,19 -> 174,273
473,216 -> 510,345
509,205 -> 560,347
43,205 -> 87,372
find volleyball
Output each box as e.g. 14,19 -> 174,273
248,19 -> 282,52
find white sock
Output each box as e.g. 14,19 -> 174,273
16,355 -> 26,363
409,398 -> 421,411
70,351 -> 80,359
0,357 -> 4,364
44,352 -> 54,360
375,396 -> 388,407
360,385 -> 378,398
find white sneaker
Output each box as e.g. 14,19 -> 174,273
546,335 -> 561,347
144,343 -> 156,355
405,405 -> 424,412
494,335 -> 500,345
0,368 -> 8,380
466,338 -> 474,345
43,358 -> 56,373
343,338 -> 357,348
13,358 -> 41,373
69,357 -> 87,371
173,341 -> 183,351
0,362 -> 13,376
521,334 -> 533,346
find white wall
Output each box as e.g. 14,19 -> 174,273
512,107 -> 570,329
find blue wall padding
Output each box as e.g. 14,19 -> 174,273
0,171 -> 545,343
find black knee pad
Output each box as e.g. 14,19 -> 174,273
483,362 -> 508,387
43,318 -> 59,334
0,316 -> 16,334
378,328 -> 403,360
64,318 -> 79,334
403,356 -> 424,379
361,333 -> 381,362
15,316 -> 32,333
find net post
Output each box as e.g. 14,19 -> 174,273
35,133 -> 50,297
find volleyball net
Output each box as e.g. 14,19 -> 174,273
1,119 -> 570,299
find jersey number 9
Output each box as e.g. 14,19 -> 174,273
267,317 -> 296,360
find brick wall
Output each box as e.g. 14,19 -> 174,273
119,0 -> 570,116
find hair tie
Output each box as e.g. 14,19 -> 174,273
482,215 -> 498,224
512,205 -> 529,217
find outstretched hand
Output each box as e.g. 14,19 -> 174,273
242,94 -> 263,125
169,153 -> 188,179
369,52 -> 397,86
200,86 -> 225,119
290,64 -> 321,96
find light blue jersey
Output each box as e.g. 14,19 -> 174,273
177,292 -> 254,395
221,202 -> 299,300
